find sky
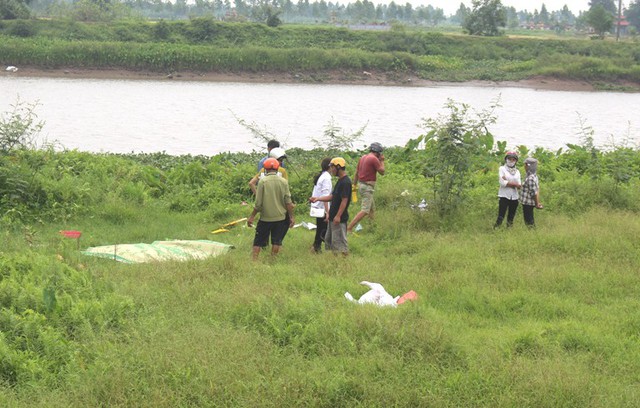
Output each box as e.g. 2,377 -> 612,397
390,1 -> 592,15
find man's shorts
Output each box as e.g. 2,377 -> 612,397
358,182 -> 376,213
253,218 -> 289,247
325,222 -> 348,253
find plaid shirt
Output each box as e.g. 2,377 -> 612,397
520,174 -> 539,206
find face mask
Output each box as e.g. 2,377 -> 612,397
506,159 -> 516,168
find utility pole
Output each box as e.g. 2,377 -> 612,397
616,0 -> 623,41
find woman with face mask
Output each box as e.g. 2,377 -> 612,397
494,151 -> 521,229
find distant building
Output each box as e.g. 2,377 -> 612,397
615,15 -> 630,36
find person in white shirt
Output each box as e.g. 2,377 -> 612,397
310,158 -> 332,253
494,151 -> 521,229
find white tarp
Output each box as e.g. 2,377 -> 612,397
82,240 -> 233,264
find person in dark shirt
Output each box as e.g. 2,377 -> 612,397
309,157 -> 351,255
257,139 -> 280,172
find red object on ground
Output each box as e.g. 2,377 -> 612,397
60,230 -> 82,239
396,290 -> 418,305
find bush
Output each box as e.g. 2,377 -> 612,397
7,19 -> 35,37
153,19 -> 171,41
0,0 -> 30,20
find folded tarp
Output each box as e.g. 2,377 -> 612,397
82,240 -> 233,264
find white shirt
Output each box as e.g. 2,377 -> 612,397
497,165 -> 521,200
311,171 -> 332,210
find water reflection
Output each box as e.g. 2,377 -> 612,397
1,76 -> 638,155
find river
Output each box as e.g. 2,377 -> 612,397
1,76 -> 638,155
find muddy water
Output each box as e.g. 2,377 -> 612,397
1,76 -> 638,155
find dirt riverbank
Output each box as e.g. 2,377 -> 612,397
4,66 -> 640,92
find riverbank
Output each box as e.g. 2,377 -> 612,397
6,66 -> 639,92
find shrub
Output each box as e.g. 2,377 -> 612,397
7,19 -> 35,37
0,0 -> 30,20
153,19 -> 171,41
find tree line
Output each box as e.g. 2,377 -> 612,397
464,0 -> 640,37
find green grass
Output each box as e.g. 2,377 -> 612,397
1,201 -> 640,406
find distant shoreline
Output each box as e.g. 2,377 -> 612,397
5,66 -> 639,92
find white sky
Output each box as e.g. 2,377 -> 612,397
382,1 -> 593,15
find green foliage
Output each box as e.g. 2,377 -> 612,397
6,19 -> 34,37
310,117 -> 367,153
405,99 -> 498,220
0,252 -> 135,387
265,6 -> 282,28
66,0 -> 131,22
0,99 -> 44,153
586,4 -> 614,39
0,0 -> 29,19
152,19 -> 171,41
187,17 -> 219,42
463,0 -> 507,36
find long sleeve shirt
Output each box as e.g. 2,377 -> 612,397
497,165 -> 521,200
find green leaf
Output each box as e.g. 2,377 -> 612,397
43,287 -> 57,313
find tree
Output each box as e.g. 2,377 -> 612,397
430,7 -> 444,26
463,0 -> 506,36
451,2 -> 469,25
265,6 -> 282,26
405,99 -> 499,220
560,4 -> 575,25
506,6 -> 518,28
539,3 -> 550,25
0,0 -> 30,19
589,0 -> 617,14
627,0 -> 640,30
587,3 -> 614,38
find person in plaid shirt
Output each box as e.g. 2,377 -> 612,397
520,158 -> 543,228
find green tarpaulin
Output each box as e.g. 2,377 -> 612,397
82,240 -> 233,264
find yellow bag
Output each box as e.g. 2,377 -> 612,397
351,189 -> 358,203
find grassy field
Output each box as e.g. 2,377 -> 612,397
1,202 -> 640,406
1,145 -> 640,406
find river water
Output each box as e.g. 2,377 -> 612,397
1,76 -> 638,155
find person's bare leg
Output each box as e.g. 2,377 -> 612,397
347,211 -> 368,232
271,245 -> 282,256
252,246 -> 261,261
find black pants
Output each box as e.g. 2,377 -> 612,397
522,204 -> 535,227
495,197 -> 518,227
313,216 -> 328,252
